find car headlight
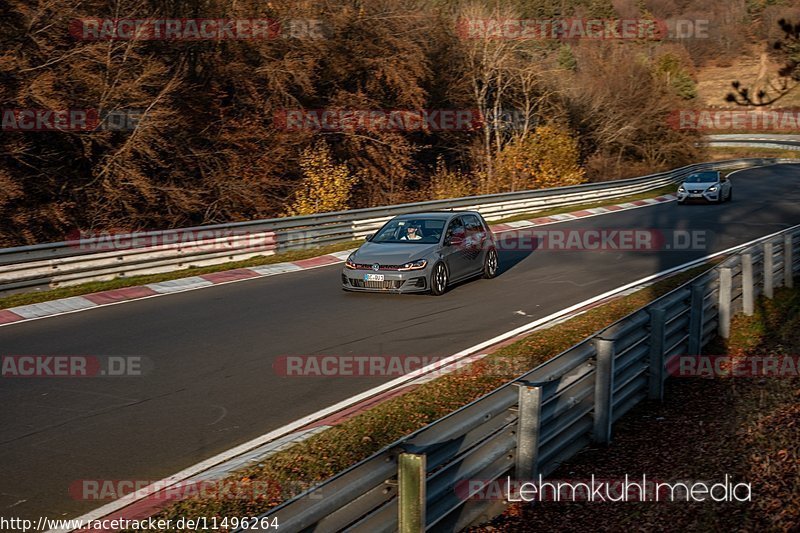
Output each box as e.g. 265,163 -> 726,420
398,259 -> 427,271
678,186 -> 685,192
707,186 -> 717,192
345,255 -> 358,269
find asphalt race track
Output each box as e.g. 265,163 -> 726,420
2,164 -> 800,521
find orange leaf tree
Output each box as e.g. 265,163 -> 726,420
494,125 -> 586,192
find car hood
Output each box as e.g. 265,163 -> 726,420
352,241 -> 439,265
681,181 -> 718,192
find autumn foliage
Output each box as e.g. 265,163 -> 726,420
495,125 -> 586,192
287,141 -> 357,216
0,0 -> 769,246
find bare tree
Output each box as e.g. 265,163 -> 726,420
726,19 -> 800,107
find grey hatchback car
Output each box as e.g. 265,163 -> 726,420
342,211 -> 499,295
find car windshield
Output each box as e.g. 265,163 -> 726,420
684,173 -> 717,183
371,218 -> 445,244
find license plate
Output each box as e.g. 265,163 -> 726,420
690,193 -> 703,197
364,274 -> 384,281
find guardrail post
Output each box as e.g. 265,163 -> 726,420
742,253 -> 754,316
718,267 -> 732,339
688,283 -> 705,356
764,242 -> 774,299
785,234 -> 794,289
398,453 -> 426,533
593,338 -> 615,444
794,232 -> 800,276
648,307 -> 666,401
514,381 -> 543,481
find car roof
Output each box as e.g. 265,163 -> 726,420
393,210 -> 481,221
688,170 -> 719,177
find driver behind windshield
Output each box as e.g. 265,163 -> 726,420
686,173 -> 715,182
400,224 -> 423,240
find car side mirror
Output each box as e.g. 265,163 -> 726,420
448,235 -> 465,246
365,234 -> 373,241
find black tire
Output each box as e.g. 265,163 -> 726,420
727,189 -> 733,202
430,262 -> 448,296
482,248 -> 498,279
677,200 -> 685,205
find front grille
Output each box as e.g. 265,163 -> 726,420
348,279 -> 405,289
353,263 -> 402,271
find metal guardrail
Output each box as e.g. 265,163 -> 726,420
0,157 -> 791,296
707,134 -> 800,152
710,142 -> 800,151
241,224 -> 800,532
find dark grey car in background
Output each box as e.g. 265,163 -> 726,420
342,211 -> 499,295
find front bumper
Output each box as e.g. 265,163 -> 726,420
341,268 -> 430,293
677,190 -> 719,203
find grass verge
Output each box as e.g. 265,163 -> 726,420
123,263 -> 715,531
0,241 -> 361,310
473,283 -> 800,532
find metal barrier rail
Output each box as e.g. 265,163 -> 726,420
0,158 -> 790,295
705,132 -> 800,150
707,140 -> 800,151
241,224 -> 800,532
706,134 -> 800,152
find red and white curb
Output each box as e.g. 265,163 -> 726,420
2,195 -> 676,328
